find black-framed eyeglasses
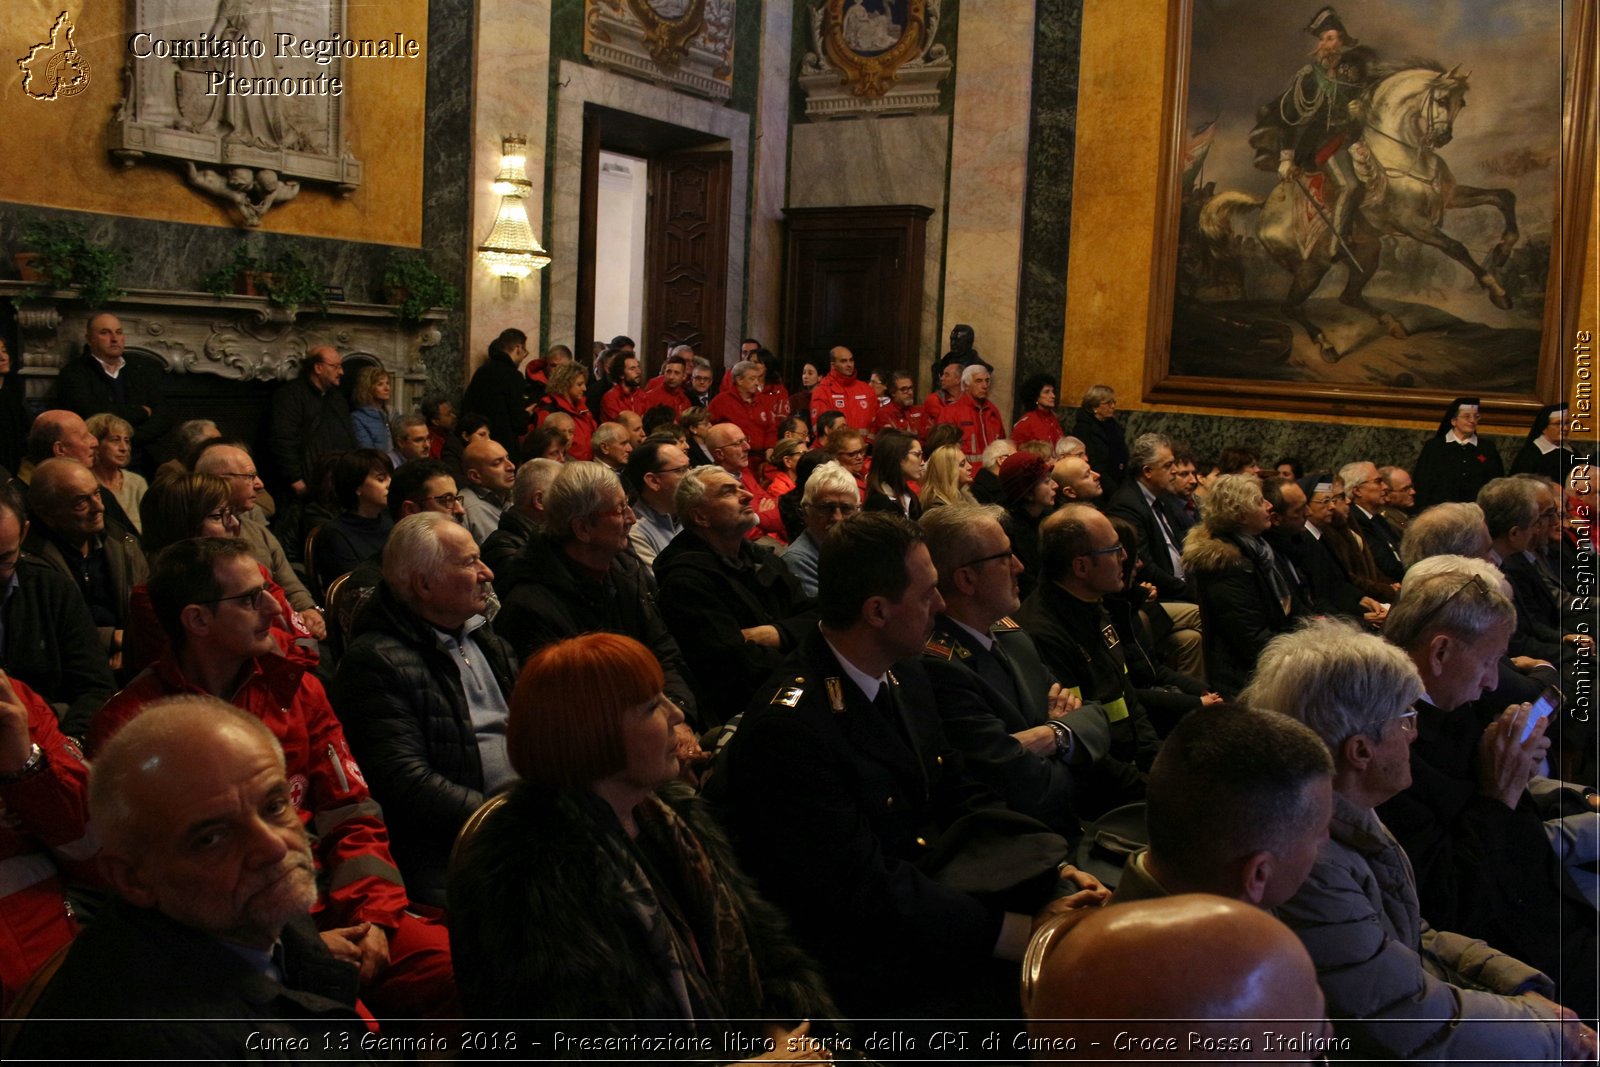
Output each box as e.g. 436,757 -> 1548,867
196,584 -> 271,610
958,549 -> 1014,569
426,492 -> 465,509
217,470 -> 259,481
808,501 -> 860,516
203,507 -> 238,525
1078,543 -> 1127,560
656,463 -> 691,476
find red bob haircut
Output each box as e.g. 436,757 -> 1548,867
507,632 -> 665,790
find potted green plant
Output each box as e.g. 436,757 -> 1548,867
201,242 -> 327,312
383,251 -> 459,326
13,219 -> 129,307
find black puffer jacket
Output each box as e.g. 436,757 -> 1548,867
1070,405 -> 1129,494
332,583 -> 517,907
495,532 -> 699,723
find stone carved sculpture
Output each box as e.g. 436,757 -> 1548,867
799,0 -> 951,119
185,164 -> 303,227
583,0 -> 735,100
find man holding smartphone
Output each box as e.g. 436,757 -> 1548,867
1380,555 -> 1596,1022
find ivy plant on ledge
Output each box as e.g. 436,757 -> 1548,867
12,220 -> 129,309
382,251 -> 459,327
201,242 -> 328,313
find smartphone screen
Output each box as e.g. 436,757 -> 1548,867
1520,686 -> 1562,743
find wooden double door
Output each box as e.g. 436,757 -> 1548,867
577,108 -> 730,371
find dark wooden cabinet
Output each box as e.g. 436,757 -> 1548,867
780,205 -> 931,387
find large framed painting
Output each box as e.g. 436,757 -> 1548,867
1143,0 -> 1595,419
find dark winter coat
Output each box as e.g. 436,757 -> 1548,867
1180,525 -> 1301,697
333,582 -> 518,907
448,781 -> 838,1051
461,350 -> 532,454
653,531 -> 814,728
1070,406 -> 1128,494
495,532 -> 699,722
268,377 -> 357,488
55,353 -> 174,451
1,556 -> 116,737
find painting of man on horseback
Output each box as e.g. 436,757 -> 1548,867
1162,0 -> 1568,397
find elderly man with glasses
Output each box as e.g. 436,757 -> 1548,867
22,458 -> 148,673
90,536 -> 457,1021
1242,617 -> 1594,1063
779,461 -> 861,599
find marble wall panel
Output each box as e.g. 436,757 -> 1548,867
548,62 -> 750,359
941,0 -> 1035,410
1014,0 -> 1082,403
1123,410 -> 1522,478
747,1 -> 795,347
788,115 -> 950,384
469,0 -> 553,371
1,0 -> 473,397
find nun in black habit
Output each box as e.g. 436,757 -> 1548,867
1509,403 -> 1575,482
1413,396 -> 1505,509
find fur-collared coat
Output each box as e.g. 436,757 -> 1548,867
1180,524 -> 1300,696
448,780 -> 837,1053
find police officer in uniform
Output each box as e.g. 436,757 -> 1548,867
919,503 -> 1111,837
717,514 -> 1098,1024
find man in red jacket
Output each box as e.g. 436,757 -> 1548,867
599,351 -> 649,421
89,537 -> 455,1019
809,346 -> 877,433
708,359 -> 777,457
938,364 -> 1008,460
639,352 -> 693,418
873,370 -> 930,441
0,671 -> 95,1013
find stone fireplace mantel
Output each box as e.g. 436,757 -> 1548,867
2,284 -> 445,414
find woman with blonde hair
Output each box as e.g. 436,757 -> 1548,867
449,632 -> 840,1059
349,364 -> 396,454
85,413 -> 147,533
919,443 -> 977,510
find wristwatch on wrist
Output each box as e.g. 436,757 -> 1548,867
0,743 -> 45,783
1045,720 -> 1073,761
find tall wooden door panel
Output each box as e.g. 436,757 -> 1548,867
781,206 -> 931,390
646,150 -> 731,370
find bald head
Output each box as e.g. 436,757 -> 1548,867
1052,455 -> 1102,502
27,458 -> 103,541
462,437 -> 514,493
705,422 -> 751,473
1028,895 -> 1329,1061
193,444 -> 261,511
27,409 -> 98,465
90,696 -> 316,949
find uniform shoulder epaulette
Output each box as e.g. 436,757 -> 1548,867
923,639 -> 955,660
993,616 -> 1022,633
769,676 -> 807,708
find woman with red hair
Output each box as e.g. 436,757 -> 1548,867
447,633 -> 839,1059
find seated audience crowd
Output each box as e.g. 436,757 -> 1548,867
0,319 -> 1595,1063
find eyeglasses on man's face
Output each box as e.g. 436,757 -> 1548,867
1079,542 -> 1127,560
197,584 -> 272,611
807,501 -> 859,517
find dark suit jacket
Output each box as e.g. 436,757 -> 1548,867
1500,552 -> 1563,662
1105,481 -> 1190,600
13,901 -> 366,1060
921,615 -> 1110,835
718,630 -> 1063,1018
1353,505 -> 1405,582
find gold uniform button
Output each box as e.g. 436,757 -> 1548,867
935,755 -> 944,766
885,796 -> 895,808
915,836 -> 928,848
